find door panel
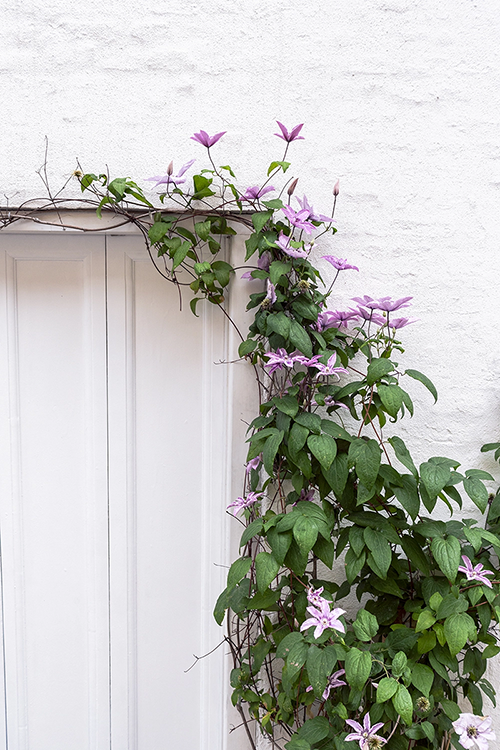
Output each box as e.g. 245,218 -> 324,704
0,232 -> 231,749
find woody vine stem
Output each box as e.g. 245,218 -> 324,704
2,125 -> 500,750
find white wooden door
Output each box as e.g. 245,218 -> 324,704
0,230 -> 232,750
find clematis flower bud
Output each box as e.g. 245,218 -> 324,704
333,179 -> 340,196
287,178 -> 299,196
167,161 -> 174,176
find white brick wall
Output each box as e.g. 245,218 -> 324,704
2,0 -> 500,737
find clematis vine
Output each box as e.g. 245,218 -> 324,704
296,195 -> 334,223
311,354 -> 349,378
458,556 -> 495,588
452,713 -> 496,749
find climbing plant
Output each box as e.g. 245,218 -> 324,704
2,124 -> 499,750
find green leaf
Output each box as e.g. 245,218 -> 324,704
378,384 -> 405,418
276,631 -> 304,660
410,663 -> 434,697
262,198 -> 284,210
293,515 -> 319,554
420,461 -> 450,499
266,312 -> 291,340
307,434 -> 337,470
415,609 -> 436,632
255,552 -> 280,592
366,358 -> 394,385
267,528 -> 292,565
392,651 -> 407,677
227,557 -> 252,588
352,609 -> 378,642
400,536 -> 431,576
172,240 -> 191,270
252,210 -> 273,233
194,220 -> 211,241
444,612 -> 476,656
297,717 -> 330,745
289,422 -> 309,456
345,548 -> 366,584
273,394 -> 299,418
268,160 -> 291,176
289,319 -> 313,357
295,413 -> 322,434
440,698 -> 460,721
322,453 -> 349,497
376,677 -> 399,703
291,296 -> 320,321
405,368 -> 438,402
108,177 -> 127,200
148,221 -> 172,244
392,684 -> 413,725
388,436 -> 418,477
363,528 -> 391,578
238,339 -> 257,357
213,587 -> 229,625
463,475 -> 489,513
349,439 -> 381,489
286,640 -> 309,677
284,738 -> 310,750
393,475 -> 420,520
269,260 -> 292,285
240,518 -> 264,547
435,593 -> 469,620
345,648 -> 371,690
431,536 -> 461,582
212,260 -> 234,287
192,174 -> 215,199
263,430 -> 284,475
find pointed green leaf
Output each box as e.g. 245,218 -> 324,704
307,434 -> 337,470
378,384 -> 404,418
463,475 -> 489,513
251,210 -> 273,233
366,358 -> 394,385
392,684 -> 413,725
255,552 -> 280,592
345,648 -> 371,690
227,557 -> 252,588
263,429 -> 284,475
388,436 -> 417,477
405,368 -> 438,402
431,536 -> 461,582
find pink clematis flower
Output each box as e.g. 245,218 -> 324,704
274,121 -> 305,142
261,280 -> 277,308
282,205 -> 316,234
191,130 -> 226,148
318,310 -> 360,330
388,317 -> 418,329
227,492 -> 262,514
263,348 -> 304,374
300,599 -> 346,639
350,306 -> 386,326
245,455 -> 262,474
364,296 -> 413,313
275,232 -> 309,259
458,556 -> 495,588
240,185 -> 275,201
452,713 -> 496,749
146,159 -> 196,187
307,586 -> 327,607
296,195 -> 333,223
310,354 -> 349,378
322,255 -> 359,272
306,669 -> 346,700
345,715 -> 387,749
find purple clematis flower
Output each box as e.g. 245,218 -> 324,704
388,317 -> 418,329
300,599 -> 346,639
240,185 -> 275,201
345,715 -> 387,749
274,121 -> 305,142
263,348 -> 304,374
307,586 -> 327,607
245,455 -> 262,474
351,306 -> 386,326
191,130 -> 226,148
319,310 -> 360,330
146,159 -> 196,187
364,296 -> 413,313
322,255 -> 359,272
227,491 -> 262,514
282,205 -> 316,234
310,354 -> 349,378
306,669 -> 346,700
458,556 -> 495,588
296,195 -> 334,223
452,713 -> 496,749
261,279 -> 277,308
352,295 -> 377,307
324,396 -> 349,410
275,232 -> 309,259
241,252 -> 271,280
